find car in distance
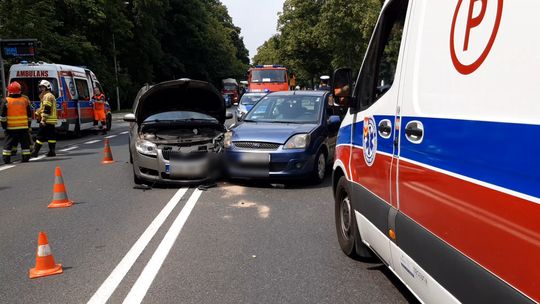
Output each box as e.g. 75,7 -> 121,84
235,92 -> 267,120
224,91 -> 341,183
124,79 -> 232,185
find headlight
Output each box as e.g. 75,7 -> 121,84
224,131 -> 233,148
284,134 -> 310,149
135,139 -> 157,156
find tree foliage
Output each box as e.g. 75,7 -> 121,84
0,0 -> 249,108
254,0 -> 382,86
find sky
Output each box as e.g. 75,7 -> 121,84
220,0 -> 285,60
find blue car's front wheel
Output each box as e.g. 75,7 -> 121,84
311,150 -> 327,184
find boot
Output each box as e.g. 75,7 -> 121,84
2,155 -> 11,164
31,143 -> 42,158
47,142 -> 56,157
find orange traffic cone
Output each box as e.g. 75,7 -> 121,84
102,139 -> 114,164
29,232 -> 63,279
48,167 -> 74,209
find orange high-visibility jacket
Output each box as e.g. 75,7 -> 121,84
0,96 -> 31,130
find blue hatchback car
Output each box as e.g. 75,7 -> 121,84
224,91 -> 341,183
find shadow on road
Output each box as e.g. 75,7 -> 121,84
367,264 -> 420,303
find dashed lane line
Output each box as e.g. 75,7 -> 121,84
0,165 -> 15,171
60,146 -> 79,152
84,140 -> 102,145
105,135 -> 117,139
119,131 -> 129,135
87,188 -> 189,304
122,189 -> 203,304
29,155 -> 46,162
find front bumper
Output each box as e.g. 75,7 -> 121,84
225,149 -> 316,180
133,149 -> 221,185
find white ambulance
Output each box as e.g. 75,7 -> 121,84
332,0 -> 539,303
8,62 -> 111,136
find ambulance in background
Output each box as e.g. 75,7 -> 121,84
247,65 -> 289,93
8,62 -> 112,137
332,0 -> 539,303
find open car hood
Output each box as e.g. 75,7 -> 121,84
135,79 -> 226,125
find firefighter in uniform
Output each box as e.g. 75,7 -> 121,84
0,82 -> 32,164
31,80 -> 57,158
92,87 -> 107,135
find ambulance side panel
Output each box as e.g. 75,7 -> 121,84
397,0 -> 539,302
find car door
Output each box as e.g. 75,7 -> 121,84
349,0 -> 410,266
74,77 -> 93,124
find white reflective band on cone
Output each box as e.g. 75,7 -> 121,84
37,244 -> 52,257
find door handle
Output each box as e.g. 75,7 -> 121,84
405,121 -> 424,143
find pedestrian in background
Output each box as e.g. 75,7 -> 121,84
31,80 -> 57,158
92,87 -> 107,135
0,81 -> 32,164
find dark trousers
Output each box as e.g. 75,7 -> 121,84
3,130 -> 31,158
35,123 -> 56,145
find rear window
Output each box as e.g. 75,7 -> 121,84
10,78 -> 58,101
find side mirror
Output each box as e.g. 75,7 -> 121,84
327,115 -> 341,132
332,68 -> 354,107
225,111 -> 233,120
123,113 -> 136,122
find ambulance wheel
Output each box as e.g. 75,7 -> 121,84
335,176 -> 373,259
106,113 -> 112,131
73,121 -> 81,138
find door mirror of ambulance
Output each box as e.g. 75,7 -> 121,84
123,113 -> 136,122
327,115 -> 341,132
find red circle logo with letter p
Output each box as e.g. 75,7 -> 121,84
450,0 -> 503,75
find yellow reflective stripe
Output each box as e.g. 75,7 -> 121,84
0,117 -> 7,122
22,152 -> 32,155
36,140 -> 44,145
2,150 -> 11,156
7,115 -> 27,119
7,126 -> 29,130
48,140 -> 57,143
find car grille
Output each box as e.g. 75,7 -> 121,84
233,142 -> 280,150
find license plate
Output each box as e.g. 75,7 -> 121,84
239,153 -> 270,164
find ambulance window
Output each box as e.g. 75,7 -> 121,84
355,0 -> 408,110
75,78 -> 90,100
11,78 -> 58,101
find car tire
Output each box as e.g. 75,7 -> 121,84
335,176 -> 373,259
311,150 -> 327,184
133,169 -> 143,185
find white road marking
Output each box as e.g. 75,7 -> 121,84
119,131 -> 129,135
87,188 -> 189,304
29,155 -> 46,162
60,146 -> 78,152
105,135 -> 117,139
84,140 -> 101,145
122,189 -> 203,304
0,165 -> 15,171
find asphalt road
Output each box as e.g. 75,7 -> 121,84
0,113 -> 418,303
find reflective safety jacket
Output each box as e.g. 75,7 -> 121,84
0,95 -> 32,130
36,91 -> 57,125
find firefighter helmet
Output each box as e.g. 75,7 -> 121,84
7,81 -> 22,95
38,80 -> 52,91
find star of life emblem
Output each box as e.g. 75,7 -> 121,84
363,117 -> 377,166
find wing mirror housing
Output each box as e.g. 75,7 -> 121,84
332,68 -> 354,107
327,115 -> 341,132
123,113 -> 136,122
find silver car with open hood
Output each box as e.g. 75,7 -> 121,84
124,79 -> 231,185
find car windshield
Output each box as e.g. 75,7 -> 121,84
223,83 -> 237,91
240,93 -> 266,106
251,70 -> 286,83
244,95 -> 322,124
144,111 -> 217,123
